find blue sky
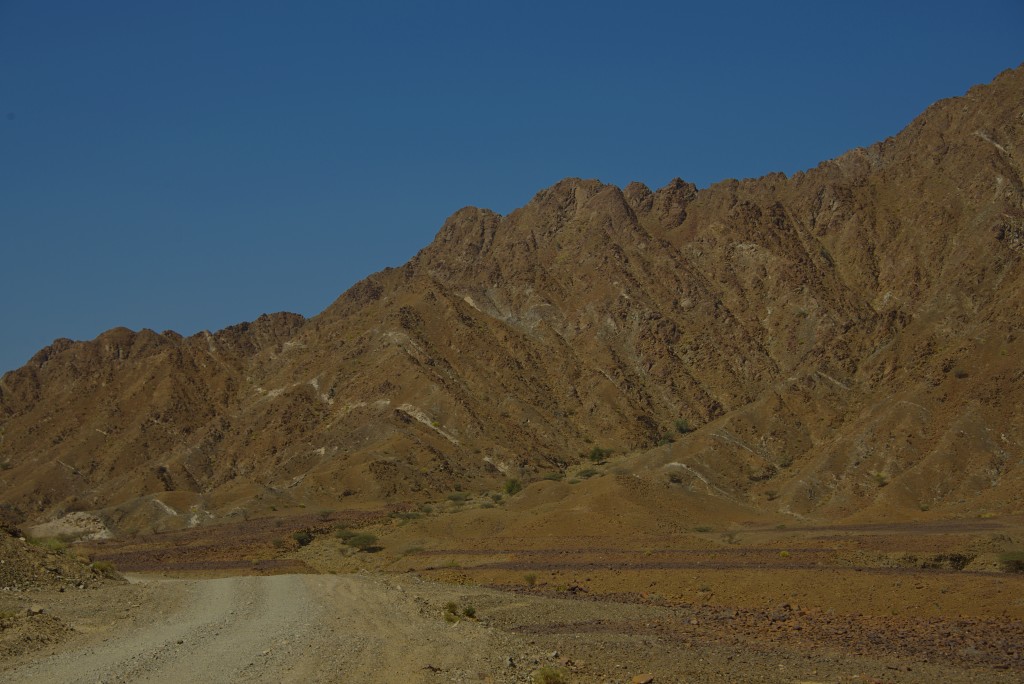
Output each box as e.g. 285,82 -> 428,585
2,1 -> 1022,374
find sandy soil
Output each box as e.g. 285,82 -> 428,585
2,570 -> 1021,683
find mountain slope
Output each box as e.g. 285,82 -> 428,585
1,65 -> 1022,529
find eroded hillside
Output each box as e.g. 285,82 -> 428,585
1,66 -> 1022,530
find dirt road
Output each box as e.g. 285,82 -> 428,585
4,570 -> 1022,683
3,574 -> 521,684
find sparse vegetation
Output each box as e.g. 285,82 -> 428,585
675,419 -> 694,434
531,666 -> 569,684
447,492 -> 468,503
29,537 -> 67,553
587,446 -> 612,463
292,530 -> 314,547
656,431 -> 675,446
334,527 -> 356,540
462,605 -> 476,618
524,573 -> 538,587
779,550 -> 790,558
870,471 -> 890,487
694,525 -> 713,533
999,551 -> 1024,573
490,493 -> 503,503
91,560 -> 119,578
503,478 -> 522,496
344,533 -> 378,551
577,468 -> 599,479
540,471 -> 564,481
0,461 -> 11,470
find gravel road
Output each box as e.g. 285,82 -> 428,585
3,573 -> 521,683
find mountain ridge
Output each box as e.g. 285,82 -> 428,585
1,65 -> 1022,531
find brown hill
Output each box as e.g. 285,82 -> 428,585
1,65 -> 1022,532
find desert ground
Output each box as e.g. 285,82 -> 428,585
3,492 -> 1022,683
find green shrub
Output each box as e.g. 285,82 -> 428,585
532,665 -> 569,684
462,605 -> 476,618
999,551 -> 1024,573
490,493 -> 503,503
694,525 -> 713,533
577,468 -> 599,479
675,419 -> 694,434
524,573 -> 537,587
504,479 -> 522,496
292,530 -> 314,547
540,471 -> 564,481
345,533 -> 378,551
334,527 -> 356,540
29,537 -> 67,553
587,447 -> 612,463
91,560 -> 119,578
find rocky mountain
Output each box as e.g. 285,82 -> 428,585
1,65 -> 1022,531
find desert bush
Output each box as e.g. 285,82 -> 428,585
490,493 -> 503,503
334,527 -> 356,540
447,492 -> 468,503
0,461 -> 11,470
540,471 -> 564,481
587,447 -> 612,463
292,530 -> 314,547
524,573 -> 538,587
694,525 -> 713,533
480,502 -> 495,509
91,560 -> 119,578
675,419 -> 694,434
503,479 -> 522,496
656,432 -> 675,446
345,533 -> 378,551
577,468 -> 599,479
778,550 -> 790,558
870,471 -> 890,487
531,665 -> 569,684
29,537 -> 67,553
462,605 -> 476,618
0,503 -> 24,537
272,538 -> 286,549
999,551 -> 1024,573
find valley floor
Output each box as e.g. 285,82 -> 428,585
1,568 -> 1021,683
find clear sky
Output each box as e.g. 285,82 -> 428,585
2,1 -> 1022,374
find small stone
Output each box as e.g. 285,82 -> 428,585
550,651 -> 559,659
631,675 -> 655,684
26,605 -> 45,616
505,656 -> 515,668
